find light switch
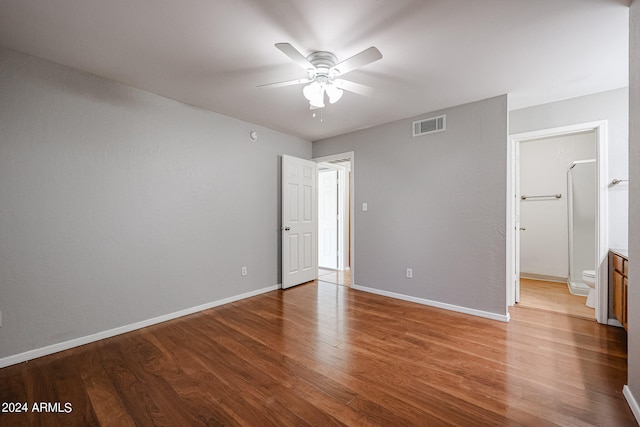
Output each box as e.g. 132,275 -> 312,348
362,202 -> 368,211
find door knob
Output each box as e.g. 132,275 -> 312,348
284,227 -> 290,231
520,227 -> 526,231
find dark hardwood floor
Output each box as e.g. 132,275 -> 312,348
0,280 -> 635,426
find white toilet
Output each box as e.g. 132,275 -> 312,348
583,270 -> 596,308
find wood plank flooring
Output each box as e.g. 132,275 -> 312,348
519,278 -> 596,319
318,268 -> 351,286
0,281 -> 634,426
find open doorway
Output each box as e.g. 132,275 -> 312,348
507,122 -> 609,324
517,131 -> 596,319
314,153 -> 354,287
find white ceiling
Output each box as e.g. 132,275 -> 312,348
0,0 -> 630,141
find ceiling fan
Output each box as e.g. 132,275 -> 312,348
259,43 -> 382,109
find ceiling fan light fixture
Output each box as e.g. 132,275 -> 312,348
303,81 -> 325,108
309,94 -> 325,108
325,83 -> 343,104
263,43 -> 382,111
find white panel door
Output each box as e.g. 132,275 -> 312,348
282,155 -> 317,289
318,168 -> 338,269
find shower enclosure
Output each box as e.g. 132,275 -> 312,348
567,160 -> 596,295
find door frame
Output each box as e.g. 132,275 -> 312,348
313,151 -> 355,285
506,121 -> 608,324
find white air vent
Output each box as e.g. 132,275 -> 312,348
412,115 -> 446,137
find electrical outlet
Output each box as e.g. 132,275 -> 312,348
406,268 -> 413,279
241,266 -> 248,277
362,202 -> 368,211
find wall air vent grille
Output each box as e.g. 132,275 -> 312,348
412,115 -> 446,137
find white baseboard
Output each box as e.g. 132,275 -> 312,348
567,279 -> 590,296
607,318 -> 624,328
351,284 -> 510,323
520,272 -> 567,283
623,385 -> 640,424
0,285 -> 278,369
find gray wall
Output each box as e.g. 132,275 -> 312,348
313,95 -> 508,316
0,48 -> 311,360
628,0 -> 640,408
510,88 -> 629,251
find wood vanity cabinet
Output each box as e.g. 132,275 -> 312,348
611,251 -> 628,330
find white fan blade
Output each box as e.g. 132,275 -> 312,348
333,79 -> 378,97
275,43 -> 315,71
258,78 -> 312,89
331,47 -> 382,76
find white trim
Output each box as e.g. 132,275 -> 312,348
0,285 -> 278,369
623,385 -> 640,424
595,122 -> 609,325
607,318 -> 624,328
507,121 -> 608,324
566,280 -> 590,296
352,284 -> 510,323
506,132 -> 516,307
519,272 -> 567,283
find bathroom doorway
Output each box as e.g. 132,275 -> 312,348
507,122 -> 608,323
314,153 -> 353,287
519,132 -> 596,319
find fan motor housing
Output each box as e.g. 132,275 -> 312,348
306,51 -> 338,76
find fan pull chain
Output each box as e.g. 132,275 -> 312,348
312,109 -> 324,122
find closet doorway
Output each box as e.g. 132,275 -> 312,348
314,153 -> 354,287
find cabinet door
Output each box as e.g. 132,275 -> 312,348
623,277 -> 628,330
613,271 -> 624,324
614,255 -> 624,273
